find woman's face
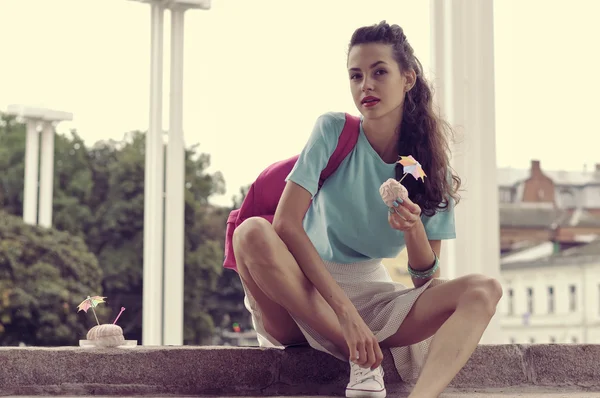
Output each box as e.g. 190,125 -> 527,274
347,43 -> 412,121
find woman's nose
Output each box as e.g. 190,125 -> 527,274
361,78 -> 374,92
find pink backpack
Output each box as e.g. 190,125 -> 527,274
223,113 -> 361,272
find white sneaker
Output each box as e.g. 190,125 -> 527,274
345,361 -> 386,398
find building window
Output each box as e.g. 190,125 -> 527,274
569,285 -> 577,312
499,188 -> 513,203
560,189 -> 576,209
527,287 -> 534,314
507,288 -> 514,315
547,286 -> 554,313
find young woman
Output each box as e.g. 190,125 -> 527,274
232,21 -> 502,398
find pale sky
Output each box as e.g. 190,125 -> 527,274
1,0 -> 599,207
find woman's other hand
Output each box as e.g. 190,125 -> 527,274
337,308 -> 384,370
388,196 -> 421,232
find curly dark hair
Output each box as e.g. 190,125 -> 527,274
349,21 -> 461,217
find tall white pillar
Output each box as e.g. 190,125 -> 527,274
143,1 -> 166,346
163,7 -> 186,346
131,0 -> 211,346
7,105 -> 71,228
23,120 -> 40,225
430,0 -> 501,343
38,122 -> 55,228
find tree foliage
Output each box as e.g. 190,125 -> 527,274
0,211 -> 104,345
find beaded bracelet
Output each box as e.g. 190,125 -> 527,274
407,252 -> 439,279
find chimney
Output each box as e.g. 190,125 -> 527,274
530,160 -> 542,177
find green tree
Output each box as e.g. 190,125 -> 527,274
0,211 -> 105,346
0,114 -> 26,216
204,185 -> 252,333
0,113 -> 94,238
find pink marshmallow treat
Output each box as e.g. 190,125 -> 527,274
379,178 -> 409,207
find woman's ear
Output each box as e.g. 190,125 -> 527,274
404,69 -> 417,92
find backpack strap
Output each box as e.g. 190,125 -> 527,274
318,113 -> 361,189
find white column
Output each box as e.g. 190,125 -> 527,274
143,1 -> 166,346
23,120 -> 40,225
38,122 -> 55,228
163,7 -> 186,345
430,0 -> 501,343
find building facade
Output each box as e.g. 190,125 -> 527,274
498,160 -> 600,253
497,160 -> 600,343
499,241 -> 600,344
498,160 -> 600,210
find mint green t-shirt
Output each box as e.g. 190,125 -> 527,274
285,112 -> 456,264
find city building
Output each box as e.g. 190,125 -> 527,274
500,239 -> 600,344
498,160 -> 600,343
499,160 -> 600,253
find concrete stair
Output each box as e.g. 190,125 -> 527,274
1,344 -> 600,396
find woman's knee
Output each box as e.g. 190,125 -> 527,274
233,217 -> 279,267
458,274 -> 503,315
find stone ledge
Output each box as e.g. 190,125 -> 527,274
0,344 -> 599,396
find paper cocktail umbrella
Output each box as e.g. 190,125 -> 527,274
398,155 -> 427,183
77,295 -> 106,325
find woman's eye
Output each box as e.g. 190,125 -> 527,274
375,69 -> 387,76
350,73 -> 362,80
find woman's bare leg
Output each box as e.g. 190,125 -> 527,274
236,264 -> 306,346
233,217 -> 349,357
380,275 -> 503,398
